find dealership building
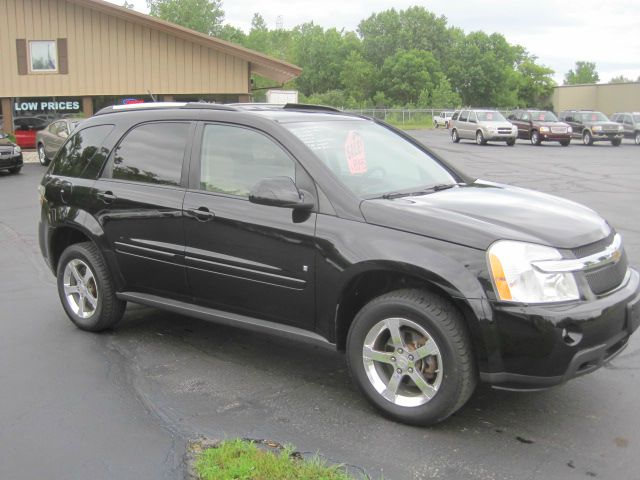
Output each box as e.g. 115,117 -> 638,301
0,0 -> 301,138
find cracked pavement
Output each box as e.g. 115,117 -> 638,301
1,131 -> 638,479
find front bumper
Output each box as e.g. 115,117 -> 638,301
481,267 -> 640,390
0,153 -> 23,170
485,132 -> 517,141
588,132 -> 623,141
538,131 -> 571,142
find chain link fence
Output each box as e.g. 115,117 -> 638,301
344,108 -> 514,126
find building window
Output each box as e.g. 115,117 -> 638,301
29,40 -> 57,72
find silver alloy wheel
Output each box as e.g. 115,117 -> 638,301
452,129 -> 459,142
531,131 -> 539,145
635,132 -> 640,145
476,131 -> 483,145
583,131 -> 592,145
362,317 -> 443,407
38,145 -> 46,165
63,259 -> 99,319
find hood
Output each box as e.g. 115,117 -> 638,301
479,121 -> 513,129
533,121 -> 569,128
360,181 -> 610,251
586,121 -> 619,129
0,138 -> 16,148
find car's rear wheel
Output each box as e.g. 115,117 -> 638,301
530,130 -> 541,145
37,143 -> 50,166
583,131 -> 594,145
635,131 -> 640,145
560,139 -> 571,147
8,166 -> 22,174
611,138 -> 622,147
451,129 -> 460,143
476,130 -> 486,145
57,242 -> 126,332
346,289 -> 476,426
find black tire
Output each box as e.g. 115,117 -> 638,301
560,139 -> 571,147
37,143 -> 50,166
476,130 -> 486,145
451,129 -> 460,143
583,130 -> 593,146
506,138 -> 516,146
635,131 -> 640,145
611,138 -> 622,147
346,289 -> 477,426
530,130 -> 541,145
9,166 -> 22,174
56,241 -> 126,332
435,122 -> 440,129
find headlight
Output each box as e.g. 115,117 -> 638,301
14,146 -> 21,154
567,126 -> 573,133
592,126 -> 603,132
488,240 -> 579,303
539,126 -> 549,133
618,125 -> 624,131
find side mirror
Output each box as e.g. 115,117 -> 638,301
249,176 -> 314,210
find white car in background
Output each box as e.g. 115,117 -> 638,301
434,111 -> 455,128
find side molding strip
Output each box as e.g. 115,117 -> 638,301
116,291 -> 335,350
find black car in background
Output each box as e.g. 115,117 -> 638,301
38,103 -> 640,426
558,110 -> 624,146
0,132 -> 24,174
610,112 -> 640,145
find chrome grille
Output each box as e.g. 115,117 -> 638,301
572,231 -> 615,258
551,126 -> 567,134
497,128 -> 512,134
585,251 -> 628,295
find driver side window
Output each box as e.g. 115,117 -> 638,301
199,124 -> 295,197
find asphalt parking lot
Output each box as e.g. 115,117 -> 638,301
1,131 -> 638,480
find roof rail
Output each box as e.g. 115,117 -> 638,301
283,103 -> 341,112
95,101 -> 237,115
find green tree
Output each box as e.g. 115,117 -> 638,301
429,77 -> 461,108
564,61 -> 599,85
609,75 -> 632,83
340,51 -> 377,102
147,0 -> 224,36
380,50 -> 442,105
515,57 -> 555,107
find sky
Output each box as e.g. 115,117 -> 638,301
111,0 -> 640,84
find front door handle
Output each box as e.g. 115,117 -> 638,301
97,190 -> 117,204
186,206 -> 215,222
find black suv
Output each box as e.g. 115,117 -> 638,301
39,103 -> 640,426
558,110 -> 624,146
0,132 -> 23,174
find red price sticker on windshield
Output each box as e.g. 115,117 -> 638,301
344,130 -> 367,174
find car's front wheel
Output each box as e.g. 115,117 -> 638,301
560,139 -> 571,147
530,130 -> 541,145
583,131 -> 594,145
476,130 -> 486,145
346,289 -> 476,426
37,143 -> 50,166
611,138 -> 622,147
506,138 -> 516,146
8,166 -> 22,174
451,129 -> 460,143
635,131 -> 640,145
57,242 -> 126,332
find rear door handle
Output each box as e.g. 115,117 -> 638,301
97,191 -> 117,204
186,206 -> 215,222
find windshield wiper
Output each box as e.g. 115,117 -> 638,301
381,183 -> 458,199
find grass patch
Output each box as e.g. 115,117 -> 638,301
385,119 -> 434,130
194,439 -> 355,480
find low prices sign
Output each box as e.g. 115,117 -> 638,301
344,130 -> 367,174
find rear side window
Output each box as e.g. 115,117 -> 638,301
105,122 -> 189,186
52,125 -> 114,178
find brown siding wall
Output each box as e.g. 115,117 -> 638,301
553,83 -> 640,116
0,0 -> 249,96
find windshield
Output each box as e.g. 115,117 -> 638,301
580,112 -> 609,122
531,111 -> 558,122
284,120 -> 457,198
477,111 -> 506,122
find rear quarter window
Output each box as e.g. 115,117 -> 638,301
52,124 -> 114,178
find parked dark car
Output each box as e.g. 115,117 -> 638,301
38,103 -> 640,426
36,118 -> 82,166
558,110 -> 624,146
508,109 -> 572,146
610,112 -> 640,145
0,132 -> 24,174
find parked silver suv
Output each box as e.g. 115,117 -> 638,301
451,109 -> 517,146
611,112 -> 640,145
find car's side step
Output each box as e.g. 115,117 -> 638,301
116,291 -> 336,350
